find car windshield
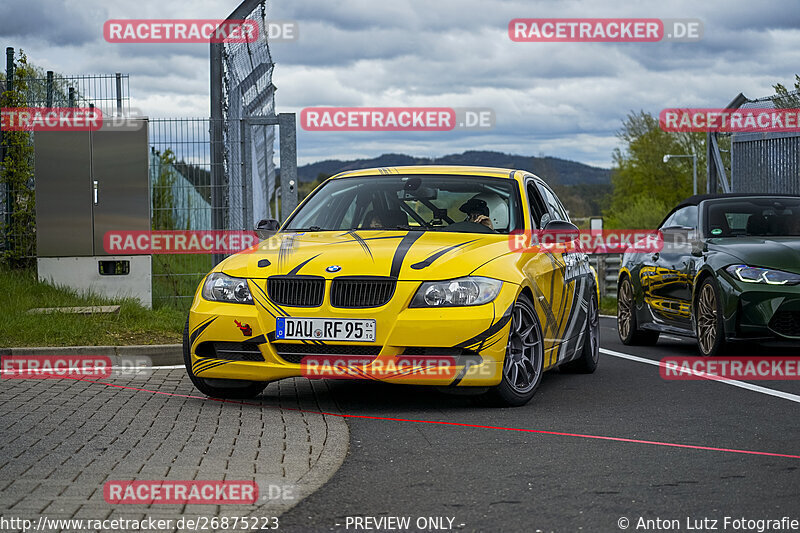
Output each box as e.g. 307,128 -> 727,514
284,175 -> 523,234
705,197 -> 800,237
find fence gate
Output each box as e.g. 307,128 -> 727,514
731,132 -> 800,194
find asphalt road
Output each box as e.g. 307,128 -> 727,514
278,317 -> 800,532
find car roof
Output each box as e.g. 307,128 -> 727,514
330,165 -> 524,180
675,192 -> 800,210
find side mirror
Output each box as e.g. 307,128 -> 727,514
543,219 -> 580,237
255,218 -> 280,239
541,220 -> 581,252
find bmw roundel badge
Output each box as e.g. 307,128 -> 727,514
326,265 -> 342,273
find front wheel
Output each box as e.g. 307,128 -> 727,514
695,278 -> 727,357
483,294 -> 544,407
183,318 -> 268,399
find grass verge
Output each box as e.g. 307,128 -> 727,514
600,296 -> 617,317
0,268 -> 185,347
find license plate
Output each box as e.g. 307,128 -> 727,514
275,317 -> 376,342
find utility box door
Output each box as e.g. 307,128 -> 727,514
34,130 -> 93,256
91,119 -> 150,255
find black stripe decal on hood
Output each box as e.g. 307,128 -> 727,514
410,239 -> 479,270
390,231 -> 423,278
339,230 -> 373,259
287,254 -> 320,275
278,234 -> 298,267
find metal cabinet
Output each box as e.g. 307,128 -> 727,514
34,118 -> 152,307
35,119 -> 149,256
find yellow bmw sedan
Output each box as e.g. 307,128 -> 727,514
184,166 -> 599,406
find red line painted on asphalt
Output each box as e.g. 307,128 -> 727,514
64,375 -> 800,460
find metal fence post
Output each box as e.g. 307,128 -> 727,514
115,72 -> 123,115
68,87 -> 75,108
278,113 -> 298,221
241,119 -> 252,227
45,71 -> 53,107
3,48 -> 15,254
210,42 -> 225,266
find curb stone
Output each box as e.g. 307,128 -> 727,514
0,344 -> 183,365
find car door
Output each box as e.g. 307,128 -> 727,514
530,181 -> 591,356
644,206 -> 696,330
520,180 -> 564,366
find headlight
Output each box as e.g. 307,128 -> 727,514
725,265 -> 800,286
410,277 -> 502,307
202,273 -> 254,304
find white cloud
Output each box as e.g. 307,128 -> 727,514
1,0 -> 798,168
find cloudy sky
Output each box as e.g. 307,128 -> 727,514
1,0 -> 799,167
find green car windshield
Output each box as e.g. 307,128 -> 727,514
706,197 -> 800,237
285,175 -> 523,234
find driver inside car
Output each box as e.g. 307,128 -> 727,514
361,208 -> 409,229
459,197 -> 494,230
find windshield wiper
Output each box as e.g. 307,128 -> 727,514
394,224 -> 429,231
287,226 -> 323,232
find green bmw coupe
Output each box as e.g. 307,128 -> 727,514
618,194 -> 800,356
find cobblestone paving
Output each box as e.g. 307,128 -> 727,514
0,369 -> 348,532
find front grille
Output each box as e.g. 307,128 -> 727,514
267,276 -> 325,307
769,311 -> 800,337
330,277 -> 396,308
273,343 -> 381,364
195,341 -> 264,362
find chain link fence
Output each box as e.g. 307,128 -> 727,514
731,89 -> 800,195
1,68 -> 130,267
221,0 -> 279,230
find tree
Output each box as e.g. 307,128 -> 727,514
772,75 -> 800,108
605,111 -> 705,229
152,149 -> 178,230
1,52 -> 37,267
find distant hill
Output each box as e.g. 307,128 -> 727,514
295,150 -> 611,185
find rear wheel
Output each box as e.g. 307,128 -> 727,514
695,278 -> 727,357
483,294 -> 544,407
561,291 -> 599,373
183,318 -> 268,399
617,277 -> 659,346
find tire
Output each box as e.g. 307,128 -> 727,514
183,317 -> 268,399
694,277 -> 728,357
483,293 -> 544,407
617,276 -> 660,346
561,291 -> 599,373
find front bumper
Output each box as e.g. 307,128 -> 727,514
186,279 -> 520,386
719,274 -> 800,340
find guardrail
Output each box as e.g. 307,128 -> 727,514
589,254 -> 622,299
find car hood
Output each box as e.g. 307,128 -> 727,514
708,236 -> 800,273
219,230 -> 515,281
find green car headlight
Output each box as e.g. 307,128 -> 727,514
202,273 -> 254,304
725,265 -> 800,286
410,277 -> 503,307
